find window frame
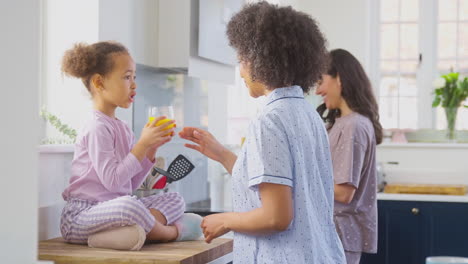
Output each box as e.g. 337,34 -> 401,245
369,0 -> 466,130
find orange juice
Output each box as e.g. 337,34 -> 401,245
148,117 -> 176,135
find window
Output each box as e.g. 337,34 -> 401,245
378,0 -> 420,129
437,0 -> 468,74
436,0 -> 468,130
374,0 -> 468,130
41,0 -> 98,142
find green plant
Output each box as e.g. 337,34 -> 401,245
432,72 -> 468,141
432,72 -> 468,108
40,107 -> 77,144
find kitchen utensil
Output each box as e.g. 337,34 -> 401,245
376,162 -> 387,192
150,172 -> 167,189
151,154 -> 195,185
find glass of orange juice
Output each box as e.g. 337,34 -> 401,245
147,105 -> 176,135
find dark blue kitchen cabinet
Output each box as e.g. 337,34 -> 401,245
361,200 -> 468,264
427,202 -> 468,257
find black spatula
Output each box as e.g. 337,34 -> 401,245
151,154 -> 195,184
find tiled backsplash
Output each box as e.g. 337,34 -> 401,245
133,64 -> 210,204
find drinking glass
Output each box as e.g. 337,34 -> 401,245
147,105 -> 175,135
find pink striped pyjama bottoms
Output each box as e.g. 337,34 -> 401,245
60,192 -> 185,244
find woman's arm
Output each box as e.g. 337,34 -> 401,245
201,183 -> 293,243
218,148 -> 237,175
334,183 -> 356,204
179,127 -> 237,174
332,129 -> 367,204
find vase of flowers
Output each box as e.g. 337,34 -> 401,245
444,106 -> 458,141
432,72 -> 468,142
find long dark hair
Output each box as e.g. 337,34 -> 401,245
317,49 -> 383,144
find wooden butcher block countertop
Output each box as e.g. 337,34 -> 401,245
384,183 -> 467,196
38,237 -> 233,264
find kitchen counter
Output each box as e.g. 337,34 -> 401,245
377,193 -> 468,203
378,143 -> 468,148
186,199 -> 231,216
189,195 -> 468,216
39,237 -> 233,264
187,195 -> 468,217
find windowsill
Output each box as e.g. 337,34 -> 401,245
378,142 -> 468,149
37,144 -> 74,153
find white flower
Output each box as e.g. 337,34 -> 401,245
433,77 -> 446,88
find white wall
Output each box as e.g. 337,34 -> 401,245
99,0 -> 139,60
0,1 -> 43,263
298,0 -> 371,71
37,0 -> 99,243
42,0 -> 99,141
98,0 -> 140,125
38,146 -> 74,240
377,144 -> 468,185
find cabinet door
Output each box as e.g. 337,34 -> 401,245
361,201 -> 425,264
426,202 -> 468,258
360,200 -> 387,264
99,0 -> 159,67
198,0 -> 240,65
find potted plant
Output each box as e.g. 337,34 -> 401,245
432,72 -> 468,141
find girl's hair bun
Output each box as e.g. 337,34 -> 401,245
60,41 -> 128,91
61,43 -> 97,78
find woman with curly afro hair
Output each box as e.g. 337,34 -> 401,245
179,2 -> 346,263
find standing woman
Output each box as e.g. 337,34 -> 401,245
316,49 -> 383,264
179,2 -> 346,264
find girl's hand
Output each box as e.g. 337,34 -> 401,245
132,117 -> 174,162
178,127 -> 226,163
139,116 -> 175,149
201,213 -> 230,243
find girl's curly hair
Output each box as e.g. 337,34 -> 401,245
61,41 -> 128,92
226,2 -> 328,93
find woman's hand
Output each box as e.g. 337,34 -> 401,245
206,184 -> 293,237
178,127 -> 224,162
201,213 -> 231,243
178,127 -> 237,173
179,127 -> 237,173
